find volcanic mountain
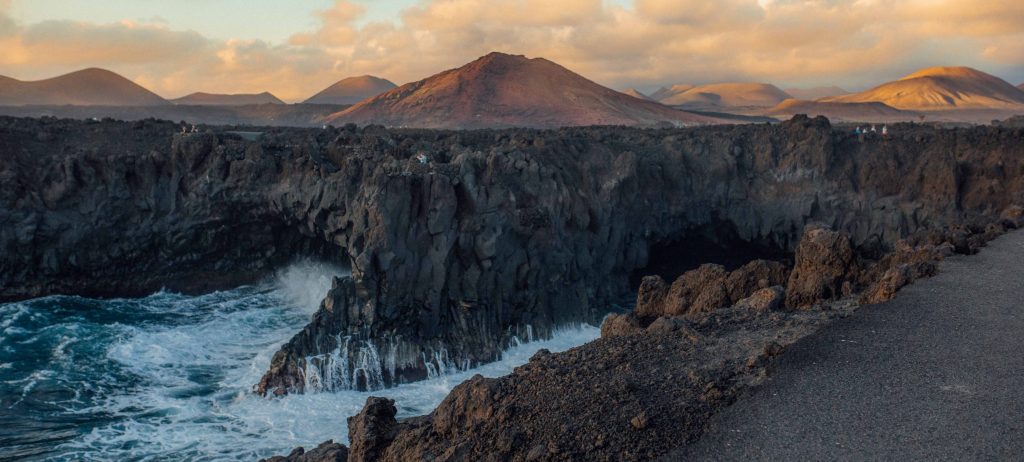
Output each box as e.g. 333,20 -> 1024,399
649,84 -> 694,102
304,76 -> 397,105
1018,83 -> 1024,91
171,91 -> 284,106
621,88 -> 654,101
785,86 -> 849,101
764,99 -> 917,123
326,53 -> 721,129
0,68 -> 168,106
660,83 -> 793,109
823,67 -> 1024,110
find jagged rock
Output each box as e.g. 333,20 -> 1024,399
601,313 -> 644,338
668,264 -> 730,315
724,260 -> 789,304
785,226 -> 860,309
260,441 -> 349,462
860,264 -> 913,304
633,261 -> 788,319
347,397 -> 399,462
644,316 -> 702,341
734,286 -> 785,312
257,277 -> 361,395
337,301 -> 849,462
3,117 -> 1024,392
635,276 -> 670,319
1001,204 -> 1024,226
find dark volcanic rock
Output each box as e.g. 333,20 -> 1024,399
258,276 -> 365,395
260,441 -> 349,462
734,286 -> 785,312
632,260 -> 789,320
267,216 -> 1018,461
784,225 -> 861,309
340,303 -> 854,461
347,397 -> 400,462
725,260 -> 789,303
3,115 -> 1024,392
600,312 -> 644,338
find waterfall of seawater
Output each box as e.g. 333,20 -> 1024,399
300,326 -> 539,393
0,261 -> 600,461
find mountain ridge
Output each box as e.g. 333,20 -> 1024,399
765,98 -> 918,122
785,86 -> 849,101
659,82 -> 793,108
327,52 -> 723,129
171,91 -> 285,106
823,66 -> 1024,111
304,75 -> 397,105
0,68 -> 169,106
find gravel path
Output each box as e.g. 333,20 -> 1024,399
670,230 -> 1024,461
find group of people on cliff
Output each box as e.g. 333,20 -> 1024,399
854,124 -> 888,137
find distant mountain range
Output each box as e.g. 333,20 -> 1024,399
823,67 -> 1024,111
765,99 -> 917,123
658,83 -> 792,109
304,76 -> 397,105
0,68 -> 168,106
0,59 -> 1022,127
621,88 -> 654,101
326,52 -> 722,129
649,85 -> 694,102
171,92 -> 284,106
784,86 -> 849,101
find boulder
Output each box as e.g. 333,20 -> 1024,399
860,264 -> 913,304
600,313 -> 644,338
724,260 -> 789,304
785,225 -> 860,309
347,397 -> 399,462
663,264 -> 730,316
734,286 -> 784,312
260,441 -> 349,462
634,261 -> 789,319
634,276 -> 670,319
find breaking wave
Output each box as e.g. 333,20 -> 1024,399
0,261 -> 598,461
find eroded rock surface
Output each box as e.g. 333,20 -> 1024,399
785,225 -> 860,309
3,115 -> 1024,392
633,260 -> 789,320
260,441 -> 349,462
289,221 -> 1016,462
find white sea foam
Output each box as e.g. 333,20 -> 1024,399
274,259 -> 349,314
48,260 -> 599,461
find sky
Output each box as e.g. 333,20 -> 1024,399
0,0 -> 1021,101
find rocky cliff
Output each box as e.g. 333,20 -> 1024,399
2,115 -> 1023,395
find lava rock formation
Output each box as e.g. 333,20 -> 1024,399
2,115 -> 1023,394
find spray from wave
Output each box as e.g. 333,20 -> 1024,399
0,260 -> 599,461
274,259 -> 350,313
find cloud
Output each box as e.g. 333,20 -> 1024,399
0,0 -> 1022,101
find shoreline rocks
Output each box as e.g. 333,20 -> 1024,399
264,219 -> 1017,461
2,115 -> 1024,391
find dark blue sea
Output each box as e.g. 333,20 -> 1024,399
0,262 -> 597,461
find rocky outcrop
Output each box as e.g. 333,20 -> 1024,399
261,441 -> 348,462
324,298 -> 856,461
346,397 -> 401,462
317,221 -> 1019,461
784,225 -> 861,309
4,115 -> 1024,394
633,260 -> 789,320
734,286 -> 785,312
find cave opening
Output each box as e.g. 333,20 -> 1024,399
630,220 -> 792,289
